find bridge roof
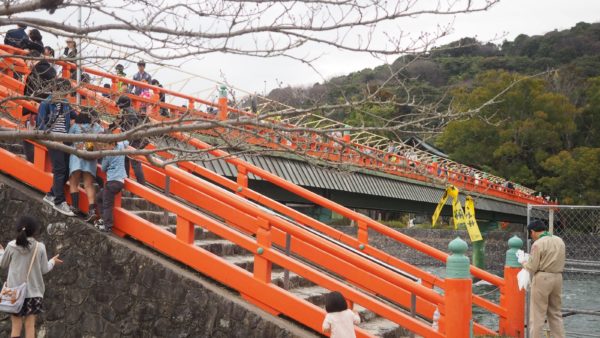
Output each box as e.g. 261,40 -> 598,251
196,152 -> 527,218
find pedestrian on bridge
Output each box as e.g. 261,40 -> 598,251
523,220 -> 566,338
110,95 -> 147,186
94,139 -> 128,232
0,216 -> 63,338
322,291 -> 361,338
37,78 -> 78,217
3,24 -> 30,49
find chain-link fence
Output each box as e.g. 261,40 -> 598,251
527,205 -> 600,337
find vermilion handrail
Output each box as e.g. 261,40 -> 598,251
145,144 -> 502,334
0,47 -> 523,335
0,78 -> 493,333
4,41 -> 543,206
0,118 -> 442,338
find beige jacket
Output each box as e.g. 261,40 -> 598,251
524,234 -> 566,274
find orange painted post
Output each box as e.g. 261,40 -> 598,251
33,143 -> 50,172
253,218 -> 272,283
218,85 -> 228,120
176,217 -> 195,244
445,237 -> 473,338
237,165 -> 248,193
499,236 -> 525,337
357,220 -> 368,250
62,64 -> 71,79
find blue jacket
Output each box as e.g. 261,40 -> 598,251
101,141 -> 129,182
4,27 -> 29,48
36,97 -> 78,131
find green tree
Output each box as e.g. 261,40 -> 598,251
436,70 -> 578,187
539,148 -> 600,204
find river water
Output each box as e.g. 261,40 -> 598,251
421,266 -> 600,337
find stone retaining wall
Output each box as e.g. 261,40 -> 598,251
0,177 -> 314,338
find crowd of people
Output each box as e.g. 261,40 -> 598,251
34,78 -> 146,232
3,24 -> 155,231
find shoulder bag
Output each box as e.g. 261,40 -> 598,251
0,242 -> 39,313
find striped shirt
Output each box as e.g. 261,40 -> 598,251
50,103 -> 68,133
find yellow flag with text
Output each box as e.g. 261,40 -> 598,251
431,190 -> 449,227
464,196 -> 483,242
431,185 -> 482,242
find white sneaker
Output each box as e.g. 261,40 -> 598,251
42,194 -> 55,206
53,201 -> 75,217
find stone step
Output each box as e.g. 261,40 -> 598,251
289,285 -> 330,306
195,239 -> 251,257
162,223 -> 224,241
271,270 -> 315,290
121,196 -> 164,212
358,316 -> 414,338
222,254 -> 258,272
221,254 -> 284,273
0,142 -> 25,155
131,210 -> 177,225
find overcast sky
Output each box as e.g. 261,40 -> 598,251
4,0 -> 600,103
154,0 -> 600,101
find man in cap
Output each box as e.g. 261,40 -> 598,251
523,220 -> 566,338
131,60 -> 151,95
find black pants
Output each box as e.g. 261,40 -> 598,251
48,148 -> 70,204
125,157 -> 146,185
96,181 -> 124,227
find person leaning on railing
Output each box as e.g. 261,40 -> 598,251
94,137 -> 128,232
109,95 -> 147,185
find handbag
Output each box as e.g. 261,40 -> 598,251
0,242 -> 39,314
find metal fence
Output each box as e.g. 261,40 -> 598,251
527,205 -> 600,338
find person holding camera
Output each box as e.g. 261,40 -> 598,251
67,109 -> 104,222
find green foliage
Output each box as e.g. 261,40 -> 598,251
266,22 -> 600,203
539,148 -> 600,204
437,69 -> 579,189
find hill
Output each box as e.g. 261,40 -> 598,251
267,22 -> 600,204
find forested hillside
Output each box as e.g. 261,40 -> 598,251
267,22 -> 600,204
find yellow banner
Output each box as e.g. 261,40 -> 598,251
431,189 -> 449,227
431,185 -> 482,242
464,196 -> 483,242
451,198 -> 466,230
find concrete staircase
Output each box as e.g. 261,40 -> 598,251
0,140 -> 416,337
121,191 -> 415,338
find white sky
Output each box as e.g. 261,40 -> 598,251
156,0 -> 600,101
4,0 -> 600,103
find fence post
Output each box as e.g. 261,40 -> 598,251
357,220 -> 368,249
254,218 -> 272,283
218,85 -> 228,120
237,165 -> 248,193
445,237 -> 473,337
500,235 -> 525,338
